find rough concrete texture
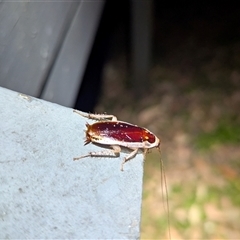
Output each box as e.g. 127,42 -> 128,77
0,87 -> 143,239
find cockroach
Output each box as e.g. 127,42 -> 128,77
73,109 -> 160,171
73,109 -> 171,238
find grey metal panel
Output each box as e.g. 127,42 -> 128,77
41,1 -> 105,107
0,86 -> 143,239
0,2 -> 79,96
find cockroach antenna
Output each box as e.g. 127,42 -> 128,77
158,147 -> 171,239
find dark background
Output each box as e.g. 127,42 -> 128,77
76,2 -> 240,112
83,2 -> 240,238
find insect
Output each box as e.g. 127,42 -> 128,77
73,109 -> 171,238
73,109 -> 160,171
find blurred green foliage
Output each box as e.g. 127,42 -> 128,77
195,120 -> 240,149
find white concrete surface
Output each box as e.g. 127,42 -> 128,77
0,87 -> 143,239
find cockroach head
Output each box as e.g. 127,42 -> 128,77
156,140 -> 161,155
156,138 -> 161,150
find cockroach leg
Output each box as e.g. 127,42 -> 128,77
121,148 -> 138,171
73,109 -> 117,121
73,145 -> 121,161
143,148 -> 148,160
